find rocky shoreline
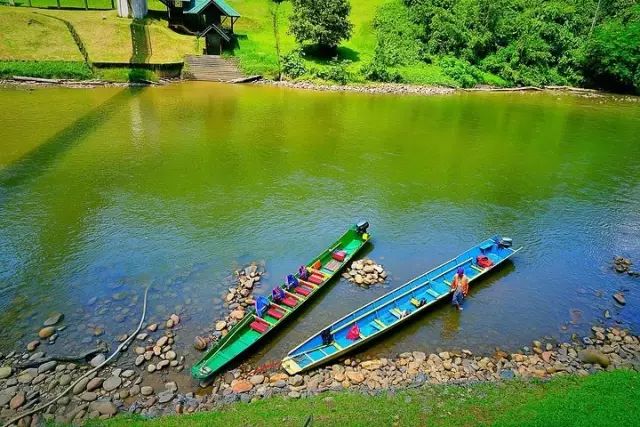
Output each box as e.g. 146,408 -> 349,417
1,323 -> 638,426
1,259 -> 638,426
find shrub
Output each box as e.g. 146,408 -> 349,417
436,56 -> 482,87
313,61 -> 352,84
281,49 -> 307,79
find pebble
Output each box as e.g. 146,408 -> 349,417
79,391 -> 98,401
26,340 -> 40,352
141,386 -> 154,396
130,385 -> 140,396
58,374 -> 72,386
166,351 -> 177,360
37,360 -> 57,374
89,400 -> 118,416
148,364 -> 156,373
73,377 -> 91,394
147,323 -> 158,332
38,327 -> 55,339
87,377 -> 105,392
157,390 -> 175,403
89,354 -> 106,367
103,376 -> 122,392
122,369 -> 135,378
194,336 -> 208,351
0,366 -> 12,379
135,355 -> 145,366
43,312 -> 64,327
215,321 -> 227,331
10,392 -> 26,409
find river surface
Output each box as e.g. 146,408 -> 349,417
0,83 -> 639,375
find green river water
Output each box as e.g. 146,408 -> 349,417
0,83 -> 639,374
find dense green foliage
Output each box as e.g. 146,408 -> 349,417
289,0 -> 354,52
584,5 -> 640,92
97,370 -> 640,426
368,0 -> 640,92
0,60 -> 92,79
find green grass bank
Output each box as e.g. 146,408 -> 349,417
94,370 -> 640,426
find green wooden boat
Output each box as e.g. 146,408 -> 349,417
191,222 -> 371,380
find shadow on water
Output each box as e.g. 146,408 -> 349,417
0,88 -> 144,191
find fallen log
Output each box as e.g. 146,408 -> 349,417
229,75 -> 263,84
12,76 -> 63,84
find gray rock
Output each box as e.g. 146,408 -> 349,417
73,377 -> 91,394
0,386 -> 18,406
135,355 -> 145,366
249,375 -> 265,385
89,354 -> 106,367
103,376 -> 122,392
58,374 -> 72,386
157,391 -> 175,404
613,292 -> 626,305
89,400 -> 117,416
37,360 -> 57,374
129,385 -> 140,396
79,392 -> 98,401
17,368 -> 37,384
141,386 -> 154,396
164,382 -> 177,392
500,369 -> 515,380
121,369 -> 135,378
0,366 -> 12,379
43,312 -> 64,327
86,377 -> 105,392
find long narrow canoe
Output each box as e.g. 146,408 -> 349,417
281,236 -> 522,374
191,222 -> 371,380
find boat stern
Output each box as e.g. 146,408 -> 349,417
281,356 -> 302,375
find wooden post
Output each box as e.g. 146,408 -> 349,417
84,0 -> 88,10
28,0 -> 32,7
111,0 -> 115,9
56,0 -> 61,8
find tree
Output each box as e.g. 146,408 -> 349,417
289,0 -> 354,54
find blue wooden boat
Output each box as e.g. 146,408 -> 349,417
281,236 -> 522,374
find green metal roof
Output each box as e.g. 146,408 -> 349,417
184,0 -> 241,17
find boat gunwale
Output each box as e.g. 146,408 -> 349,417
283,243 -> 522,372
191,225 -> 370,379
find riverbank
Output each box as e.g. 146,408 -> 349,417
1,318 -> 638,425
95,369 -> 640,426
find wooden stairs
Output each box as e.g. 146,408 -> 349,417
184,55 -> 244,82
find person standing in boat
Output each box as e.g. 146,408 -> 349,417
451,267 -> 469,311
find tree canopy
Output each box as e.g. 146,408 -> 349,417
289,0 -> 354,53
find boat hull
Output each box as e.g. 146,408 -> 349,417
191,224 -> 370,380
282,237 -> 521,374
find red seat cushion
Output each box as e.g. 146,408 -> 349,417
295,286 -> 311,296
332,251 -> 346,262
282,296 -> 298,307
308,274 -> 323,285
267,308 -> 284,319
250,320 -> 269,333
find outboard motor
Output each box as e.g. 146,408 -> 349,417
498,237 -> 513,248
356,220 -> 369,235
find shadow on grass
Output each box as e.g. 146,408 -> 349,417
301,44 -> 360,64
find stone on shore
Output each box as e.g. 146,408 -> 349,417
86,377 -> 105,392
232,380 -> 253,393
103,376 -> 122,392
90,353 -> 106,367
194,336 -> 208,351
89,400 -> 118,416
37,360 -> 57,373
0,366 -> 12,379
80,391 -> 98,401
10,392 -> 26,409
578,349 -> 610,367
141,386 -> 154,396
216,321 -> 227,331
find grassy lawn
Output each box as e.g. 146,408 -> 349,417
0,6 -> 83,61
226,0 -> 387,79
0,6 -> 197,64
95,370 -> 639,427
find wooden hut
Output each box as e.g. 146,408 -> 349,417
162,0 -> 240,54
